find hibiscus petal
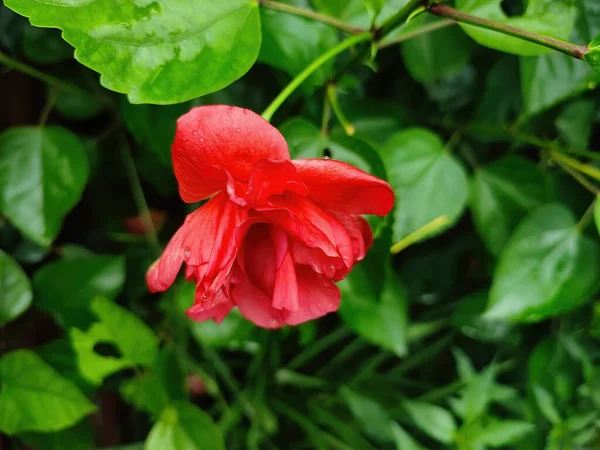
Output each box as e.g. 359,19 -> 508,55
292,159 -> 395,216
270,227 -> 299,311
285,266 -> 340,326
248,159 -> 308,205
331,212 -> 373,263
146,192 -> 244,293
186,289 -> 235,324
232,272 -> 286,329
173,105 -> 290,202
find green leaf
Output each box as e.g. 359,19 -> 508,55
520,52 -> 599,117
470,156 -> 547,256
339,233 -> 409,357
0,350 -> 95,435
54,88 -> 104,121
363,0 -> 384,24
555,100 -> 596,150
5,0 -> 261,104
455,0 -> 576,56
595,196 -> 600,236
0,249 -> 32,325
190,310 -> 253,350
22,26 -> 72,64
390,423 -> 427,450
145,402 -> 225,450
0,127 -> 89,246
381,128 -> 468,243
533,384 -> 562,425
70,297 -> 159,384
34,253 -> 125,329
259,0 -> 338,90
121,99 -> 190,166
462,364 -> 496,422
584,34 -> 600,73
401,22 -> 474,83
479,420 -> 535,447
486,204 -> 600,322
401,399 -> 457,444
311,0 -> 371,28
280,118 -> 387,178
340,386 -> 394,441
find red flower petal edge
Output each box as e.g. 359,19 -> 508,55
146,105 -> 394,328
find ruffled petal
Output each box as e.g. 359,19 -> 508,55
332,212 -> 373,263
173,105 -> 290,202
285,266 -> 340,326
258,193 -> 354,269
292,159 -> 395,216
270,227 -> 299,311
231,271 -> 287,329
186,289 -> 235,324
248,159 -> 308,205
146,192 -> 245,294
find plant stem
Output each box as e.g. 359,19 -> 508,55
0,51 -> 90,97
39,88 -> 58,126
549,150 -> 600,183
261,32 -> 371,122
553,159 -> 600,195
258,0 -> 365,34
428,3 -> 588,59
121,144 -> 162,256
320,91 -> 331,137
576,200 -> 596,232
390,216 -> 450,254
326,83 -> 355,136
378,0 -> 427,38
377,18 -> 455,49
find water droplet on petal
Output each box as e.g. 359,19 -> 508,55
235,127 -> 241,133
201,293 -> 208,300
200,137 -> 205,143
322,155 -> 331,160
183,246 -> 191,259
327,302 -> 335,310
242,109 -> 249,115
192,131 -> 198,136
270,317 -> 280,327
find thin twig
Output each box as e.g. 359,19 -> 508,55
377,19 -> 456,49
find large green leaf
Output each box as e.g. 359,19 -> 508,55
520,52 -> 599,118
470,156 -> 547,256
5,0 -> 261,104
455,0 -> 576,56
144,402 -> 225,450
70,297 -> 159,384
0,350 -> 95,435
381,128 -> 468,243
0,249 -> 32,325
259,0 -> 338,90
0,127 -> 88,246
34,253 -> 125,329
486,204 -> 600,322
401,22 -> 474,83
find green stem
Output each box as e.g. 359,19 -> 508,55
121,144 -> 162,256
390,216 -> 450,254
378,0 -> 427,38
553,159 -> 600,195
258,0 -> 365,34
326,83 -> 355,136
286,326 -> 352,370
377,18 -> 455,49
428,3 -> 587,59
261,32 -> 371,122
576,200 -> 596,232
39,88 -> 58,126
0,51 -> 91,97
550,150 -> 600,183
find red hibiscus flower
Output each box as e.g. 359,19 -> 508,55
146,105 -> 394,328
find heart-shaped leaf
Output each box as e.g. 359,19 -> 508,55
0,249 -> 32,325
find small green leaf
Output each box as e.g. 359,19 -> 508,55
5,0 -> 261,104
456,0 -> 576,56
363,0 -> 384,24
0,350 -> 95,435
402,21 -> 474,83
486,204 -> 600,322
390,423 -> 427,450
401,399 -> 457,444
0,249 -> 32,325
479,420 -> 535,447
470,156 -> 547,256
20,420 -> 95,450
0,127 -> 89,246
70,297 -> 159,384
381,128 -> 468,243
22,26 -> 72,64
34,253 -> 125,329
259,0 -> 338,90
144,402 -> 225,450
54,88 -> 104,121
555,100 -> 596,150
584,34 -> 600,73
533,384 -> 562,425
462,364 -> 496,422
340,386 -> 394,441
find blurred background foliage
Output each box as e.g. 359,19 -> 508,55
2,0 -> 600,449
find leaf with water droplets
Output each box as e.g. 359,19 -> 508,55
4,0 -> 261,104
